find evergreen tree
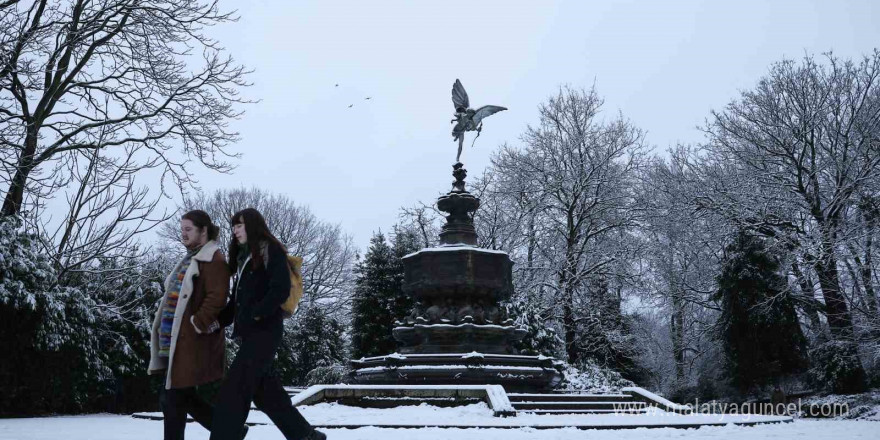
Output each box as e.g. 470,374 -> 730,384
389,227 -> 421,328
508,293 -> 563,357
0,217 -> 123,415
350,232 -> 395,359
350,228 -> 421,359
573,275 -> 643,382
714,231 -> 809,394
276,306 -> 346,386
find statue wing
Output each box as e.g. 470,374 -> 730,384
472,105 -> 507,125
452,79 -> 470,110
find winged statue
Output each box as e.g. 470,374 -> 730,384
451,79 -> 507,162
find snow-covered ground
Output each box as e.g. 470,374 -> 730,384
0,413 -> 876,440
134,401 -> 792,428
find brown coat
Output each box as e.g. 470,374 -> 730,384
148,241 -> 230,389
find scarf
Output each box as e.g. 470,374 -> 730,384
158,245 -> 202,358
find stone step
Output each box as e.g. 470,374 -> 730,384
516,408 -> 650,415
512,401 -> 647,411
507,393 -> 634,402
284,387 -> 305,396
332,396 -> 484,408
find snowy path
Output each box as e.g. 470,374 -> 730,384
0,413 -> 875,440
134,402 -> 792,428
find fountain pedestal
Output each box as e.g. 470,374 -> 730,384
350,163 -> 563,391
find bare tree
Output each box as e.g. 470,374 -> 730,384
164,187 -> 357,314
23,144 -> 172,281
701,51 -> 880,391
640,148 -> 731,391
398,202 -> 440,249
490,85 -> 648,364
0,0 -> 249,218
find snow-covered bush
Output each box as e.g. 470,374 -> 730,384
555,359 -> 635,393
277,305 -> 346,386
506,296 -> 562,357
305,363 -> 348,385
799,389 -> 880,420
0,218 -> 165,415
809,339 -> 867,394
0,218 -> 103,414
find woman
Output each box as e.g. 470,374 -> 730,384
148,210 -> 231,440
211,208 -> 325,440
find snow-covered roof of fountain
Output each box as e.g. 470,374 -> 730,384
403,244 -> 510,259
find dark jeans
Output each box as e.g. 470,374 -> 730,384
159,386 -> 213,440
210,330 -> 313,440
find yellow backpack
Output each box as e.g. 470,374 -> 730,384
281,255 -> 304,318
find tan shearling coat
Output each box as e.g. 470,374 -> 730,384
148,240 -> 230,389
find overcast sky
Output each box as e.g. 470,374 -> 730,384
184,0 -> 880,250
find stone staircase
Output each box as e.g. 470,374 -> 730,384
134,384 -> 799,429
283,385 -> 687,416
508,392 -> 649,415
284,386 -> 305,396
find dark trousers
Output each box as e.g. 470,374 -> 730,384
160,386 -> 213,440
210,330 -> 313,440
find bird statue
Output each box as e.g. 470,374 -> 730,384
450,79 -> 507,163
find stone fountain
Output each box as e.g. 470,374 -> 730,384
350,162 -> 563,392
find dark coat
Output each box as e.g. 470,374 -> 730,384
149,241 -> 230,389
219,241 -> 290,338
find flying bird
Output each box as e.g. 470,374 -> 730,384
348,104 -> 354,108
450,79 -> 506,163
365,96 -> 372,100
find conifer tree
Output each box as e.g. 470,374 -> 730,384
389,227 -> 421,326
350,228 -> 422,359
508,293 -> 563,358
574,275 -> 643,382
350,232 -> 395,359
277,306 -> 346,386
715,231 -> 808,394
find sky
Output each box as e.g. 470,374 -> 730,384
180,0 -> 880,250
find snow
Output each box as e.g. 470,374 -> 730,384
1,413 -> 876,440
283,402 -> 791,428
136,400 -> 791,428
290,384 -> 515,415
509,393 -> 630,399
354,365 -> 548,372
402,246 -> 510,259
394,322 -> 517,330
359,352 -> 547,361
623,387 -> 693,413
799,389 -> 880,421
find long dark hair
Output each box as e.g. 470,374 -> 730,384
182,209 -> 220,241
228,208 -> 285,272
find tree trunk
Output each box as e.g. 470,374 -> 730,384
670,293 -> 686,386
861,203 -> 879,315
563,289 -> 577,365
791,262 -> 826,339
814,249 -> 857,340
562,208 -> 581,365
559,261 -> 579,364
813,237 -> 867,392
1,130 -> 38,217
